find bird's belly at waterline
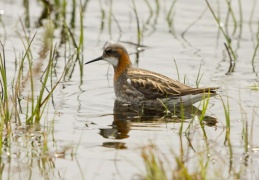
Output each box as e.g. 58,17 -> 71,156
115,92 -> 216,108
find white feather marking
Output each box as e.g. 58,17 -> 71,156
126,78 -> 131,85
104,57 -> 118,66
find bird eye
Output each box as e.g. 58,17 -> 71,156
105,48 -> 112,55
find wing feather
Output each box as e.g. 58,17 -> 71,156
127,68 -> 217,100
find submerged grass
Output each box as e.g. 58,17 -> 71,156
1,0 -> 259,179
195,61 -> 205,88
132,0 -> 142,47
0,35 -> 67,125
141,144 -> 168,180
205,0 -> 236,61
140,140 -> 214,179
0,42 -> 11,130
0,3 -> 77,174
248,82 -> 259,91
198,93 -> 211,139
140,90 -> 258,179
166,0 -> 177,36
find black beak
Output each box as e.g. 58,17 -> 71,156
85,56 -> 103,65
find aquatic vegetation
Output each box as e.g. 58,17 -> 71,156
166,0 -> 177,36
205,0 -> 236,62
0,0 -> 258,179
248,82 -> 259,91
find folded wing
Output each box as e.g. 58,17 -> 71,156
127,68 -> 218,100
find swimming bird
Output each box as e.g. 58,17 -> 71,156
85,44 -> 218,107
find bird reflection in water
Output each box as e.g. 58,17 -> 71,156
99,100 -> 217,143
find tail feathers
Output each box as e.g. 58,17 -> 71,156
180,87 -> 219,96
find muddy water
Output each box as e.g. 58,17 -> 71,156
1,0 -> 259,179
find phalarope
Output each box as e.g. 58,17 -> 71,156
85,44 -> 218,107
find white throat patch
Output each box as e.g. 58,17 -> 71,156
104,57 -> 118,67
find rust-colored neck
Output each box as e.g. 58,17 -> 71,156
113,52 -> 132,81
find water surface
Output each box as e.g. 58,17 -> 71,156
1,0 -> 259,179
